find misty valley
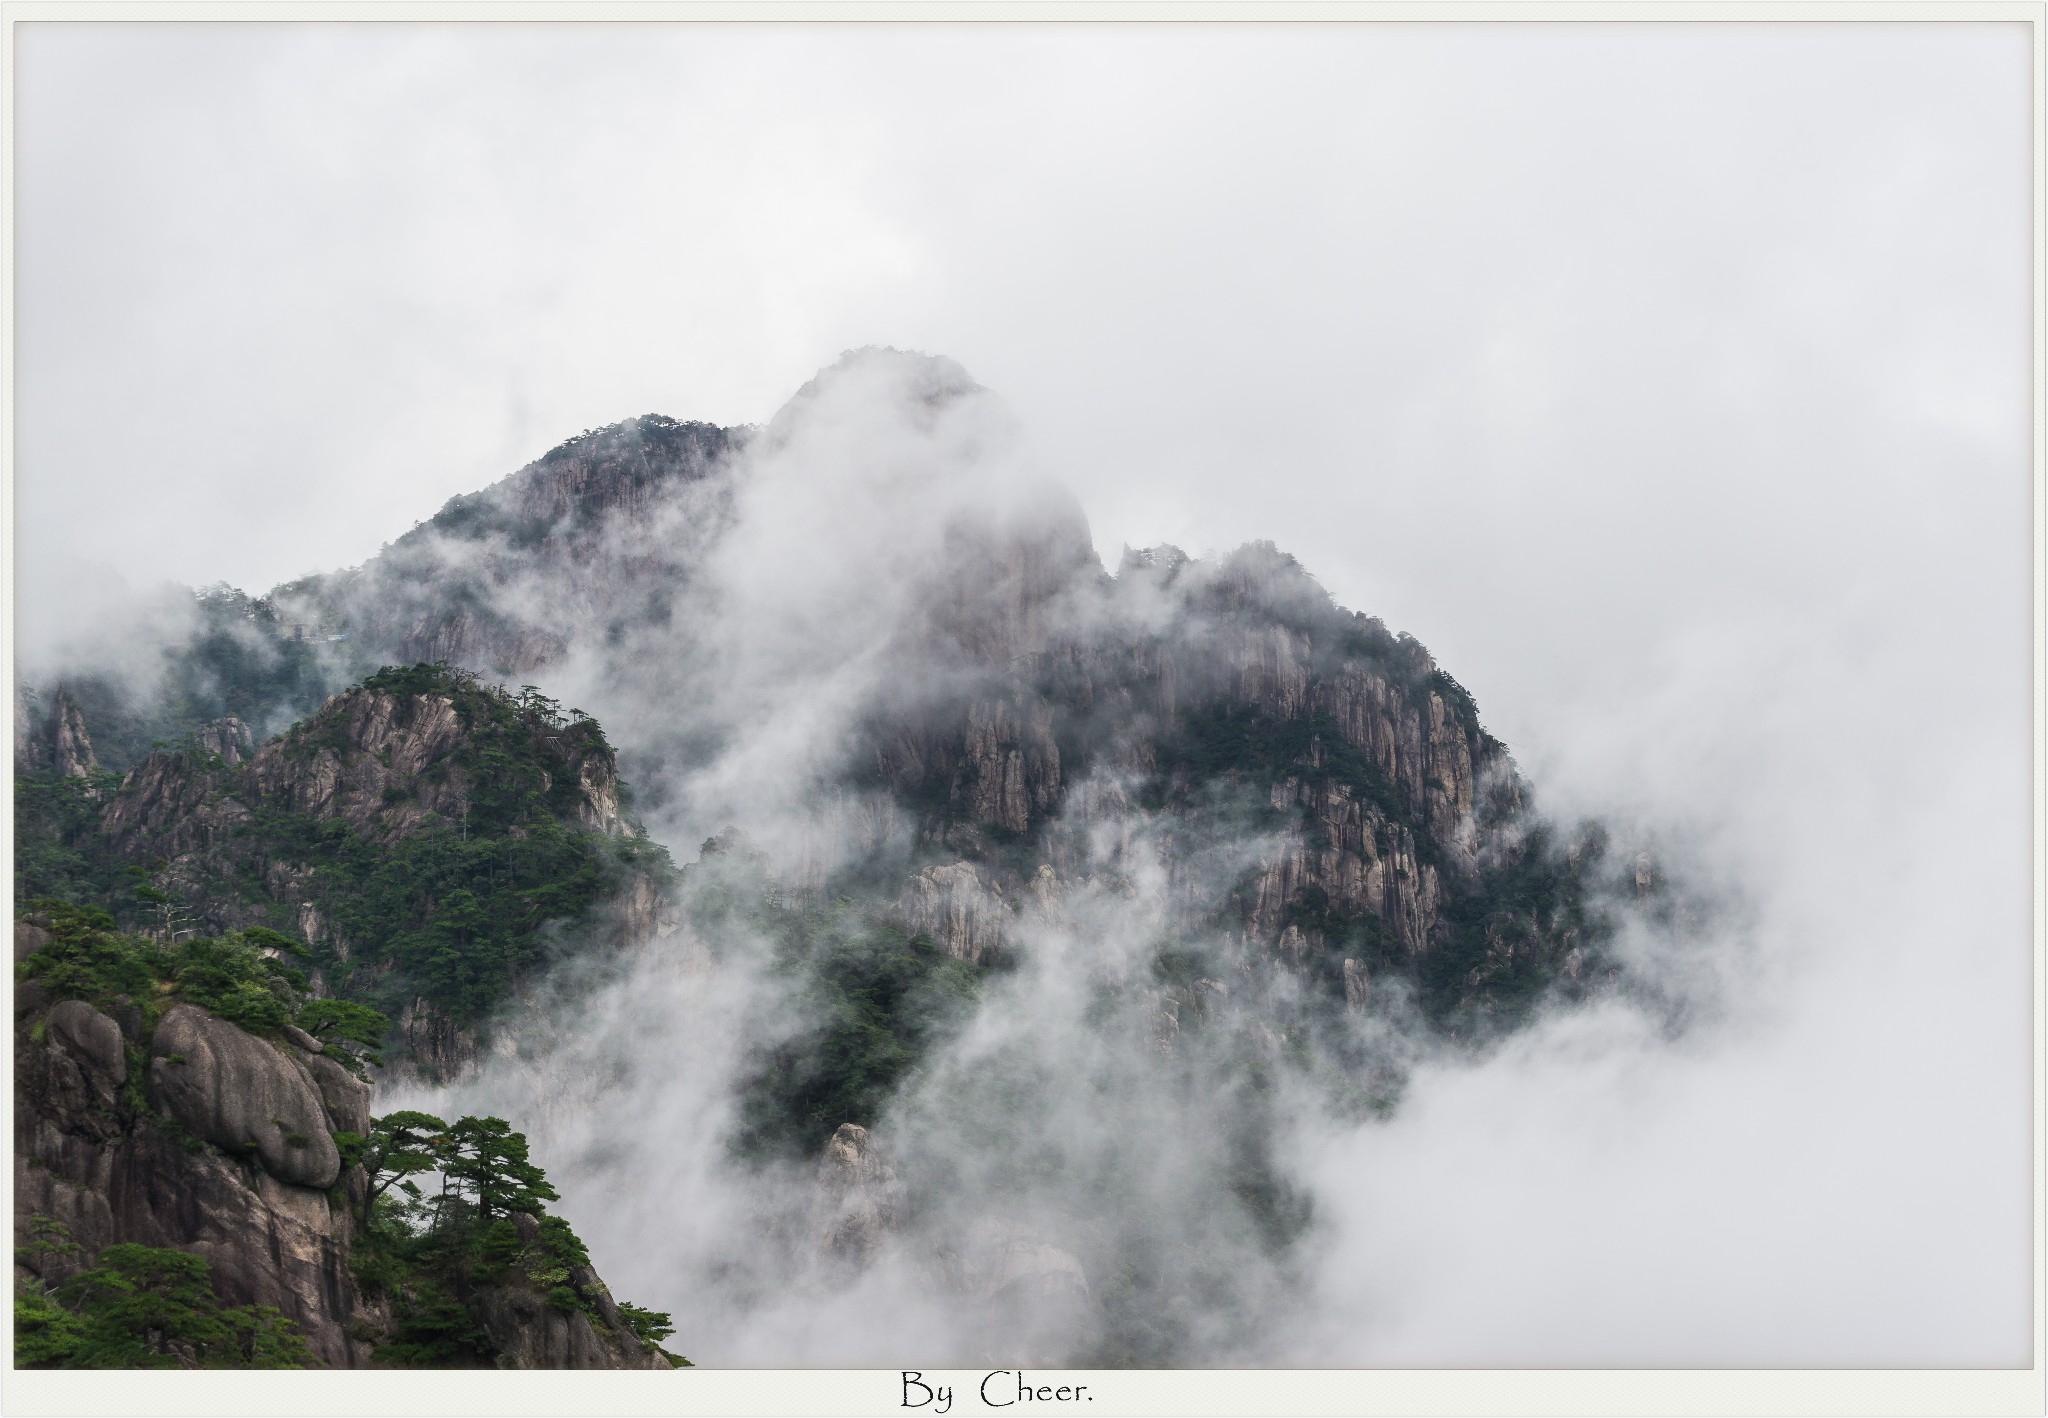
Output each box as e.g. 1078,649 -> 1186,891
13,351 -> 1706,1368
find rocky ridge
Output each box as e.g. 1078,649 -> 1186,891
274,416 -> 745,679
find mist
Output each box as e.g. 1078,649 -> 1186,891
369,344 -> 2024,1367
13,21 -> 2030,1368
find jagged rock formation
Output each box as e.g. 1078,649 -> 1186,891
106,681 -> 629,864
472,1209 -> 665,1369
14,350 -> 1655,1370
16,687 -> 102,780
896,863 -> 1011,967
833,518 -> 1589,1021
193,716 -> 255,766
218,352 -> 1605,1025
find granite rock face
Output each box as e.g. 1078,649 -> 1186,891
14,687 -> 101,781
102,681 -> 632,862
50,691 -> 101,780
16,992 -> 665,1369
897,863 -> 1011,965
16,999 -> 377,1366
148,1003 -> 343,1190
840,526 -> 1537,1001
194,716 -> 255,766
813,1122 -> 903,1266
473,1283 -> 669,1370
57,353 -> 1560,1024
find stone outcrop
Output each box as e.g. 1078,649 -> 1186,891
898,863 -> 1010,964
105,682 -> 634,863
471,1211 -> 668,1370
1343,958 -> 1370,1014
148,1004 -> 342,1189
47,1000 -> 127,1095
99,749 -> 253,867
812,1122 -> 902,1267
1242,776 -> 1442,960
50,691 -> 100,779
473,1282 -> 668,1370
17,997 -> 378,1366
16,988 -> 663,1369
194,716 -> 255,766
16,687 -> 101,779
856,533 -> 1529,993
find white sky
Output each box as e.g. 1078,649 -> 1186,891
11,18 -> 2035,1370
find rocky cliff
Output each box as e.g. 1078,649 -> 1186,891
835,526 -> 1595,1025
15,688 -> 102,781
15,980 -> 379,1365
14,911 -> 670,1369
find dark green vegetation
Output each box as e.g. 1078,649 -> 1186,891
702,853 -> 986,1160
1149,696 -> 1613,1029
342,1111 -> 687,1368
261,666 -> 674,1028
14,767 -> 125,908
15,1224 -> 313,1370
17,899 -> 372,1074
17,662 -> 676,1041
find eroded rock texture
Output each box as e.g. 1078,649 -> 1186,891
15,985 -> 662,1369
16,996 -> 378,1367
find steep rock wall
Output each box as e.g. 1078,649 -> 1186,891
15,993 -> 380,1367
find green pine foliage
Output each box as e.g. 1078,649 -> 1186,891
345,1110 -> 684,1367
15,912 -> 681,1368
13,768 -> 126,906
247,663 -> 671,1028
16,900 -> 383,1078
14,1228 -> 314,1370
14,661 -> 676,1048
732,894 -> 986,1161
158,585 -> 341,743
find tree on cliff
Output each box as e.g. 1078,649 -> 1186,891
16,1236 -> 313,1369
438,1115 -> 560,1223
341,1109 -> 449,1223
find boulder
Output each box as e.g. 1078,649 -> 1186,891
46,1000 -> 126,1089
472,1284 -> 668,1369
298,1052 -> 371,1137
147,1004 -> 341,1189
14,921 -> 50,963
